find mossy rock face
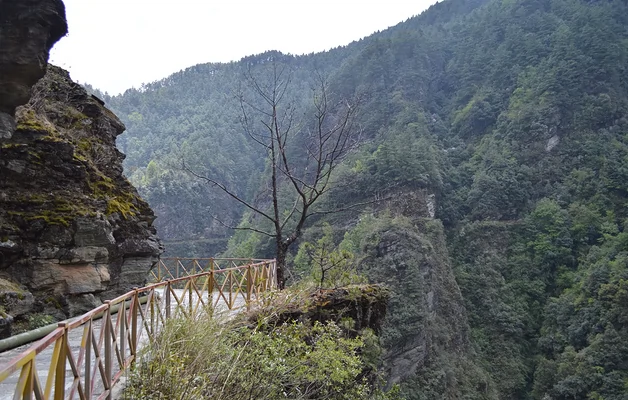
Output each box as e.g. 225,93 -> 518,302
0,66 -> 163,328
0,7 -> 160,332
15,109 -> 56,134
0,278 -> 35,320
353,215 -> 492,398
247,284 -> 390,335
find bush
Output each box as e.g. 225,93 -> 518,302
124,305 -> 400,399
294,223 -> 366,289
27,313 -> 54,330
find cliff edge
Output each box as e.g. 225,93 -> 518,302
0,0 -> 162,334
0,0 -> 67,139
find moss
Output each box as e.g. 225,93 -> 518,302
89,175 -> 140,218
27,150 -> 42,160
72,137 -> 96,162
7,194 -> 95,228
0,143 -> 27,149
25,212 -> 71,227
107,196 -> 138,218
15,109 -> 56,134
16,119 -> 50,133
26,194 -> 47,203
77,138 -> 93,153
62,105 -> 88,124
90,178 -> 116,195
44,296 -> 62,310
0,278 -> 24,294
38,135 -> 64,143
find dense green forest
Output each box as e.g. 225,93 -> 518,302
100,0 -> 628,397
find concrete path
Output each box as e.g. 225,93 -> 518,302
0,290 -> 246,399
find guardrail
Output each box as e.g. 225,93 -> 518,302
150,257 -> 270,283
0,258 -> 277,400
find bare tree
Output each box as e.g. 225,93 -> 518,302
184,61 -> 361,289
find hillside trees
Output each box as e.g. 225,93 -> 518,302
106,0 -> 628,396
183,61 -> 362,288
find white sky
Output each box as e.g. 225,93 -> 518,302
49,1 -> 438,95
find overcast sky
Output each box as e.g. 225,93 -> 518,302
49,1 -> 439,95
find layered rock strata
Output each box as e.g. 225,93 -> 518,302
0,66 -> 162,326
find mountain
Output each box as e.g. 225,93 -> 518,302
105,0 -> 628,398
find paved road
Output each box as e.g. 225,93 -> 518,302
0,290 -> 246,399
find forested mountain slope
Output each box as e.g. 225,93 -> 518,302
105,0 -> 628,397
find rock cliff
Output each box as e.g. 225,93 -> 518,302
355,198 -> 492,397
248,284 -> 390,334
0,0 -> 162,334
0,66 -> 162,326
0,0 -> 67,139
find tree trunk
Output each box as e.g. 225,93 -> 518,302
276,243 -> 287,289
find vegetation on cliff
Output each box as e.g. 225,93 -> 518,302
126,285 -> 397,400
107,0 -> 628,397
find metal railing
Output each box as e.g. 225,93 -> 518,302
0,258 -> 277,400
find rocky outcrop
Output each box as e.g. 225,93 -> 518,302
0,66 -> 162,330
0,0 -> 67,139
0,0 -> 162,334
248,285 -> 390,334
357,216 -> 492,398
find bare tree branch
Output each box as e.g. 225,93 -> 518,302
208,214 -> 274,238
181,160 -> 276,224
306,197 -> 389,218
181,60 -> 363,288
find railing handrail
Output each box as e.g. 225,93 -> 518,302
0,257 -> 277,399
0,258 -> 274,354
157,257 -> 268,261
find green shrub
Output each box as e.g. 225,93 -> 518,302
125,306 -> 400,399
27,313 -> 54,330
294,223 -> 366,289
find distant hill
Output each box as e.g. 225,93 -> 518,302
107,0 -> 628,397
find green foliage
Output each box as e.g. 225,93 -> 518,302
27,313 -> 54,330
111,0 -> 628,397
533,220 -> 628,400
294,223 -> 366,289
125,311 -> 400,400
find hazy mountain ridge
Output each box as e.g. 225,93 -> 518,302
107,0 -> 628,397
